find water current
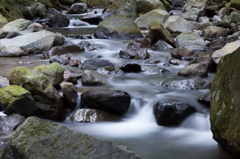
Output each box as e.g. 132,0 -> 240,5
0,9 -> 235,159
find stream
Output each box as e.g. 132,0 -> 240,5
0,9 -> 235,159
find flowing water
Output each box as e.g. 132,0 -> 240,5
0,10 -> 235,159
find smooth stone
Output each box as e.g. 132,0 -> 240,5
81,70 -> 108,86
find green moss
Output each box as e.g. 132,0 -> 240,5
160,0 -> 171,11
229,0 -> 240,10
38,0 -> 62,10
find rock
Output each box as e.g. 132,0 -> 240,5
181,8 -> 200,21
101,0 -> 137,20
45,8 -> 60,20
197,92 -> 210,107
81,88 -> 131,115
178,63 -> 208,78
127,38 -> 152,49
73,20 -> 89,26
182,0 -> 207,16
64,72 -> 78,84
59,0 -> 74,5
0,85 -> 36,116
216,21 -> 232,29
211,40 -> 240,64
50,55 -> 69,65
138,0 -> 166,14
168,58 -> 189,66
30,2 -> 47,18
0,114 -> 25,132
154,100 -> 196,126
0,15 -> 8,29
0,76 -> 9,88
60,82 -> 78,110
120,63 -> 141,73
33,23 -> 43,32
135,9 -> 170,29
205,5 -> 218,17
48,14 -> 70,28
150,68 -> 171,74
0,19 -> 33,39
95,14 -> 142,39
152,40 -> 173,50
64,66 -> 83,78
0,30 -> 65,56
144,59 -> 161,64
202,26 -> 228,38
81,70 -> 108,86
1,117 -> 143,159
171,48 -> 195,59
119,49 -> 150,59
189,54 -> 217,72
81,58 -> 114,70
9,67 -> 64,120
210,47 -> 240,158
208,37 -> 235,50
97,66 -> 124,75
68,3 -> 88,14
175,32 -> 206,51
50,44 -> 84,56
229,11 -> 240,24
229,0 -> 240,10
162,78 -> 208,90
70,109 -> 119,122
149,21 -> 175,47
0,45 -> 26,57
80,14 -> 102,25
164,16 -> 193,33
33,63 -> 64,87
79,41 -> 91,47
69,58 -> 81,67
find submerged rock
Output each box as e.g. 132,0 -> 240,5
95,14 -> 142,39
210,47 -> 240,158
0,85 -> 36,116
162,78 -> 208,90
1,117 -> 143,159
97,66 -> 124,75
81,88 -> 131,115
70,109 -> 119,122
120,63 -> 141,73
153,100 -> 196,126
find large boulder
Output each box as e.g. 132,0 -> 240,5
70,109 -> 119,122
210,47 -> 240,158
175,32 -> 206,51
0,15 -> 8,29
48,14 -> 70,28
164,16 -> 193,33
0,30 -> 65,56
202,26 -> 228,38
162,78 -> 208,90
211,40 -> 240,64
182,0 -> 207,16
60,82 -> 78,110
178,63 -> 208,78
81,88 -> 131,115
153,100 -> 196,126
68,3 -> 88,14
134,9 -> 170,29
148,21 -> 175,47
137,0 -> 166,14
0,19 -> 33,39
101,0 -> 137,20
81,70 -> 109,86
95,14 -> 142,39
0,85 -> 36,116
81,58 -> 114,70
33,63 -> 64,87
1,117 -> 143,159
8,67 -> 64,120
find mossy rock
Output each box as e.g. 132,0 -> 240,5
160,0 -> 171,11
229,0 -> 240,10
38,0 -> 62,10
0,85 -> 36,116
215,21 -> 232,29
210,46 -> 240,157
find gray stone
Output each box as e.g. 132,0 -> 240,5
202,26 -> 228,38
0,76 -> 9,88
175,32 -> 206,51
68,3 -> 88,14
50,55 -> 69,65
164,16 -> 193,33
81,70 -> 108,86
0,15 -> 8,29
181,8 -> 200,21
0,114 -> 25,132
178,63 -> 208,78
81,58 -> 114,70
1,117 -> 143,159
70,109 -> 119,122
153,40 -> 173,51
0,19 -> 33,39
138,0 -> 166,14
60,82 -> 78,110
229,11 -> 240,24
97,66 -> 124,75
182,0 -> 207,16
135,9 -> 170,29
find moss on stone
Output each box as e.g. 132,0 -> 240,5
160,0 -> 171,11
38,0 -> 62,10
229,0 -> 240,10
